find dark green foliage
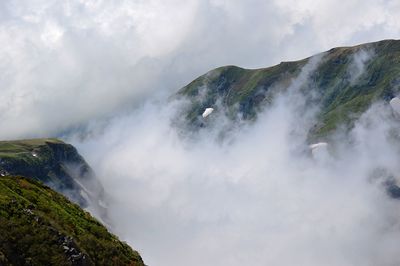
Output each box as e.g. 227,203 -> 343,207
178,39 -> 400,140
0,175 -> 144,266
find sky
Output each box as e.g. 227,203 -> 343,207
2,1 -> 400,265
0,0 -> 400,139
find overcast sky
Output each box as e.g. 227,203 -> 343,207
0,0 -> 400,139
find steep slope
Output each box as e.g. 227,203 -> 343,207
0,175 -> 144,266
178,39 -> 400,140
0,139 -> 106,217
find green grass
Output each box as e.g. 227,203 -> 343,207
0,138 -> 62,160
178,39 -> 400,139
0,138 -> 98,203
0,175 -> 144,266
0,139 -> 145,265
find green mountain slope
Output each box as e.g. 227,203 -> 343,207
0,139 -> 106,216
178,39 -> 400,139
0,175 -> 144,265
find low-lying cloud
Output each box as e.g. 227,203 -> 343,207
69,58 -> 400,266
348,48 -> 375,84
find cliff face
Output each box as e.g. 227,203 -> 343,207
178,39 -> 400,140
0,139 -> 145,265
0,139 -> 105,217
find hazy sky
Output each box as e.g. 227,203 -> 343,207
0,0 -> 400,139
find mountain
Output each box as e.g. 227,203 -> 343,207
0,139 -> 106,219
178,39 -> 400,140
0,175 -> 144,265
0,139 -> 144,265
1,39 -> 399,265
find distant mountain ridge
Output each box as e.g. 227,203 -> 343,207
0,139 -> 106,215
178,39 -> 400,140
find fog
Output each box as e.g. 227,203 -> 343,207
69,57 -> 400,266
348,48 -> 375,84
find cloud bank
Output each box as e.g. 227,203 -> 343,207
1,0 -> 400,139
70,57 -> 400,266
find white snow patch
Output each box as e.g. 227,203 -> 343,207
202,107 -> 214,118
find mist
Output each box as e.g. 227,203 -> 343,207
68,57 -> 400,266
348,48 -> 375,84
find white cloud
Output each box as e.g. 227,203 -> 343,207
69,58 -> 400,266
347,48 -> 375,84
0,0 -> 399,139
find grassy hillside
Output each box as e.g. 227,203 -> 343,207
178,39 -> 400,140
0,139 -> 103,208
0,175 -> 144,266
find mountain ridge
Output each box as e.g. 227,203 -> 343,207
0,139 -> 145,265
178,39 -> 400,140
0,174 -> 144,265
0,138 -> 107,217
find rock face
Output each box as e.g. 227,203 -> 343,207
178,39 -> 400,140
0,139 -> 106,219
0,175 -> 144,266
